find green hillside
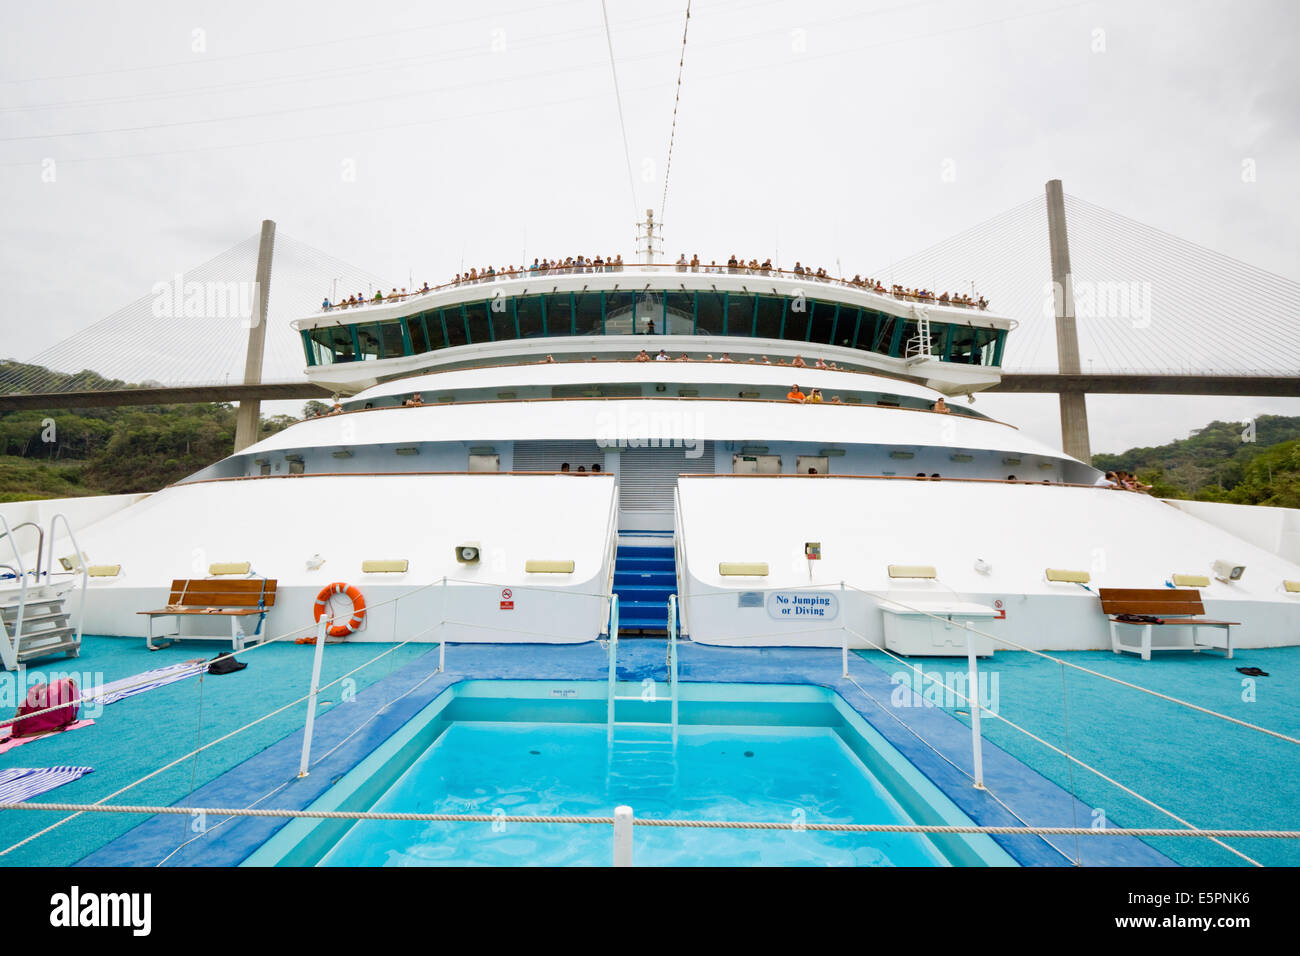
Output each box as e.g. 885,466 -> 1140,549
1093,415 -> 1300,508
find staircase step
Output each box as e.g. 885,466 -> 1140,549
7,609 -> 70,627
615,546 -> 676,559
17,639 -> 79,662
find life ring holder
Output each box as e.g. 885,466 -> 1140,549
313,582 -> 366,639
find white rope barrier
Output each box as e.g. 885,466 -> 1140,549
839,624 -> 1262,867
839,582 -> 1300,747
1,800 -> 1297,840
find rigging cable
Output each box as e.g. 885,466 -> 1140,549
659,1 -> 692,223
599,0 -> 641,223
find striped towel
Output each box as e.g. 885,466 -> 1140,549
0,766 -> 93,803
85,661 -> 207,706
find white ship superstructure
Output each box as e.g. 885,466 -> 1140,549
5,225 -> 1299,660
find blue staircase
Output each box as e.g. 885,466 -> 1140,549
613,544 -> 676,632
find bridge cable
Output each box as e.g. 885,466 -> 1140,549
659,0 -> 692,224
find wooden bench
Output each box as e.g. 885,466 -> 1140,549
138,578 -> 277,651
1098,587 -> 1238,661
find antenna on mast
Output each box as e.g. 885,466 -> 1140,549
636,208 -> 664,265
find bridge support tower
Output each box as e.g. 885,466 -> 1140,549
233,220 -> 276,453
1045,180 -> 1092,462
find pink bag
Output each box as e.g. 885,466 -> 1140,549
13,678 -> 80,738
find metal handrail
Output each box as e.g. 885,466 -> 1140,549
0,520 -> 43,580
318,262 -> 990,315
668,594 -> 679,731
606,595 -> 620,736
0,516 -> 30,670
44,513 -> 87,649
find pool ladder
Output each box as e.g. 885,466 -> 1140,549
606,594 -> 679,740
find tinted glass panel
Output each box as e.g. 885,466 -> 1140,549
664,292 -> 695,334
602,291 -> 636,334
516,298 -> 544,338
754,296 -> 784,340
807,300 -> 836,344
489,298 -> 516,341
379,321 -> 406,358
355,324 -> 382,361
696,290 -> 725,335
546,294 -> 574,336
725,294 -> 754,336
405,316 -> 428,354
574,292 -> 604,335
462,301 -> 490,342
783,297 -> 811,342
309,326 -> 355,364
443,307 -> 468,348
948,325 -> 978,364
424,312 -> 447,351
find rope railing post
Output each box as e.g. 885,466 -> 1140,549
965,621 -> 985,790
840,580 -> 848,678
669,594 -> 679,731
613,805 -> 634,866
607,595 -> 619,737
298,616 -> 328,778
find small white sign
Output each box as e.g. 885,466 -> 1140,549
767,591 -> 839,621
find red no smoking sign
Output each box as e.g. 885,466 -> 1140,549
500,588 -> 513,610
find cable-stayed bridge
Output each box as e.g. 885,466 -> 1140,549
2,182 -> 1297,458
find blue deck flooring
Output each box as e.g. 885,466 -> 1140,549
0,635 -> 1295,867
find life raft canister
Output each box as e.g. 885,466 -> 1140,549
313,582 -> 366,638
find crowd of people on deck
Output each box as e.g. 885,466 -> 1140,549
318,252 -> 989,313
1097,469 -> 1152,492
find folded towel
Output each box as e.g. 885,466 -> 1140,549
84,660 -> 207,706
0,721 -> 95,756
0,766 -> 93,802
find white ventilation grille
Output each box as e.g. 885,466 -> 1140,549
618,443 -> 715,515
512,441 -> 606,473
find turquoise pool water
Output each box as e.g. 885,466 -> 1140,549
251,681 -> 1016,867
321,722 -> 945,866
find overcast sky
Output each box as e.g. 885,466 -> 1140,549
1,0 -> 1297,454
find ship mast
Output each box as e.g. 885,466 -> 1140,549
636,209 -> 664,265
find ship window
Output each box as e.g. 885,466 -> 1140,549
355,324 -> 382,361
696,290 -> 724,335
516,297 -> 545,338
379,321 -> 405,358
807,300 -> 836,344
754,296 -> 784,340
947,325 -> 978,364
601,290 -> 635,334
835,308 -> 860,349
574,292 -> 603,335
443,306 -> 469,347
287,459 -> 305,475
796,455 -> 830,476
974,326 -> 1000,365
868,314 -> 895,354
546,294 -> 575,336
468,453 -> 500,473
424,312 -> 448,351
462,301 -> 490,342
308,326 -> 355,364
406,316 -> 428,354
784,297 -> 811,342
665,292 -> 696,333
725,293 -> 753,336
733,454 -> 781,474
487,299 -> 515,341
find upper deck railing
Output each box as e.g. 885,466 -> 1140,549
318,260 -> 991,316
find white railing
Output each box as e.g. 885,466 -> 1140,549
607,594 -> 620,736
0,515 -> 31,671
45,512 -> 88,650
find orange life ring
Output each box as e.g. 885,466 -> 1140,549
313,582 -> 366,638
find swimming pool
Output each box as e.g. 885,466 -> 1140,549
246,680 -> 1016,867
